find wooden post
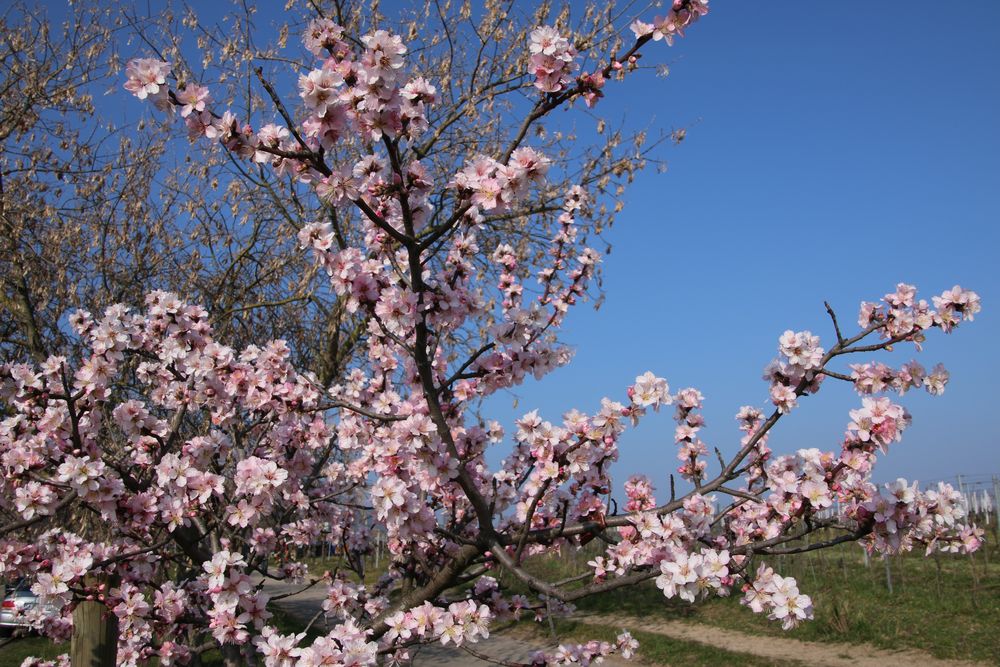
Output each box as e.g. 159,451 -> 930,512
545,597 -> 557,639
933,551 -> 943,597
220,644 -> 244,667
71,600 -> 118,667
991,476 -> 1000,561
992,476 -> 999,526
968,552 -> 981,609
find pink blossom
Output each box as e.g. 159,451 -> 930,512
123,58 -> 171,100
175,84 -> 210,117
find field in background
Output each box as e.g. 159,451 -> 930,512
2,536 -> 998,666
517,536 -> 1000,664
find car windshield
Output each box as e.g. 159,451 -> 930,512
4,578 -> 33,595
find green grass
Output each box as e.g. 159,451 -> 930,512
299,554 -> 391,586
0,606 -> 313,667
0,632 -> 67,666
532,619 -> 803,666
521,542 -> 1000,664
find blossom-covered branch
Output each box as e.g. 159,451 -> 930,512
2,2 -> 986,666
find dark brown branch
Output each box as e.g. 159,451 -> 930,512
253,67 -> 314,158
0,490 -> 77,537
824,300 -> 845,345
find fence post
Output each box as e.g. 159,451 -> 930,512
993,476 -> 1000,526
71,598 -> 118,667
992,476 -> 1000,555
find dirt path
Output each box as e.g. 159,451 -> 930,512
261,579 -> 986,667
575,612 -> 990,667
261,579 -> 631,666
405,632 -> 634,667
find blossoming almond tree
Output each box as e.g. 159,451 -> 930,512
0,2 -> 985,665
0,0 -> 358,377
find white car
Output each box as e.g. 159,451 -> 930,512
1,579 -> 59,636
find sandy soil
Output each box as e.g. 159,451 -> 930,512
575,612 -> 989,667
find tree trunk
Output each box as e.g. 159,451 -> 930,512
71,600 -> 118,667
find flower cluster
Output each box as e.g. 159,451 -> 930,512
859,283 -> 980,341
528,26 -> 578,93
587,492 -> 717,582
629,371 -> 671,411
530,630 -> 639,665
122,58 -> 171,100
383,599 -> 491,648
763,448 -> 837,518
16,658 -> 69,667
735,405 -> 770,488
741,564 -> 813,630
852,479 -> 984,555
451,147 -> 551,216
125,18 -> 438,189
673,388 -> 707,481
849,360 -> 949,396
0,291 -> 379,664
655,548 -> 732,603
845,397 -> 910,455
765,329 -> 825,414
630,0 -> 711,45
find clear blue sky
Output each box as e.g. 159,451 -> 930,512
488,2 -> 1000,495
478,2 -> 1000,498
48,1 -> 999,494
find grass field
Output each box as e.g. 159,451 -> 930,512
0,632 -> 65,666
519,540 -> 1000,664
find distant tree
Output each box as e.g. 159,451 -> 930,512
1,2 -> 984,666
